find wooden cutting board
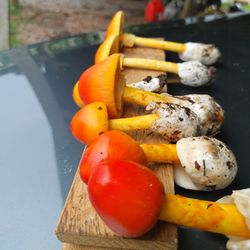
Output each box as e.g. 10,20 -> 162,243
55,44 -> 177,250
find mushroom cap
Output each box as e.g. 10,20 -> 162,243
72,81 -> 85,108
70,102 -> 109,144
178,61 -> 215,87
146,102 -> 200,143
105,10 -> 124,38
79,130 -> 147,184
78,53 -> 125,118
95,35 -> 120,63
179,42 -> 221,65
175,136 -> 238,191
175,94 -> 224,136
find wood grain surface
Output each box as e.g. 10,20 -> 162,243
56,45 -> 177,250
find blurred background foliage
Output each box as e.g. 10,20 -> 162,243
6,0 -> 250,49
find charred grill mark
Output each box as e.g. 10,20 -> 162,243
206,126 -> 214,135
167,103 -> 177,111
173,130 -> 181,136
143,76 -> 152,82
203,136 -> 210,141
207,204 -> 213,209
202,45 -> 214,58
226,161 -> 234,170
175,95 -> 195,104
147,131 -> 154,136
157,74 -> 168,86
203,159 -> 206,176
195,161 -> 201,170
183,106 -> 192,117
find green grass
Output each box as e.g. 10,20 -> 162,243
9,0 -> 22,47
221,1 -> 250,12
9,0 -> 22,15
242,5 -> 250,11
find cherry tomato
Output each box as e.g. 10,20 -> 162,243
79,130 -> 147,184
88,160 -> 164,237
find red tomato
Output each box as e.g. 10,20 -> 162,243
88,160 -> 164,237
79,130 -> 147,184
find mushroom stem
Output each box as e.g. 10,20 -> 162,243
121,33 -> 186,53
122,57 -> 179,74
122,56 -> 213,87
140,144 -> 180,164
160,194 -> 250,238
109,114 -> 159,131
74,84 -> 177,108
123,86 -> 178,106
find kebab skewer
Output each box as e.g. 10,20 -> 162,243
105,10 -> 221,65
80,130 -> 238,191
95,36 -> 215,87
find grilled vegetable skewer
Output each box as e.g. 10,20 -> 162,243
105,10 -> 221,65
76,54 -> 224,134
79,131 -> 237,191
95,37 -> 215,87
70,102 -> 200,144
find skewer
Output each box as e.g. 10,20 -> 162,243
77,54 -> 224,135
105,10 -> 221,65
70,102 -> 200,144
80,130 -> 238,191
95,37 -> 215,87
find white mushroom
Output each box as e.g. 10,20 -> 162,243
177,61 -> 216,87
175,94 -> 224,136
217,189 -> 250,250
179,42 -> 221,65
126,74 -> 167,93
146,102 -> 200,142
175,136 -> 238,191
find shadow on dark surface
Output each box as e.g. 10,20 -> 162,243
130,13 -> 250,249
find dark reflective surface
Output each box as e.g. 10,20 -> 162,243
0,13 -> 250,250
0,34 -> 102,250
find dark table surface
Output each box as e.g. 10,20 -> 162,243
0,12 -> 250,250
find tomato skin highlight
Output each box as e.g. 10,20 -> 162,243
88,160 -> 164,237
79,131 -> 147,184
